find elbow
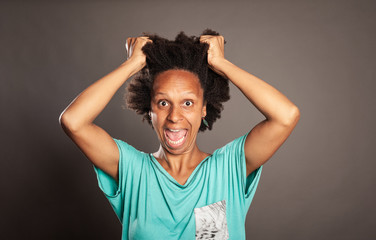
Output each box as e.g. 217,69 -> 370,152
59,110 -> 80,133
58,111 -> 65,126
281,105 -> 300,127
59,111 -> 71,131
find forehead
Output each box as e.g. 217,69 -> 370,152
152,69 -> 203,96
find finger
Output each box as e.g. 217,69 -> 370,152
200,37 -> 211,44
218,35 -> 225,44
126,37 -> 136,47
139,36 -> 150,41
125,37 -> 131,52
125,38 -> 132,58
200,36 -> 210,41
139,36 -> 152,45
132,37 -> 149,50
127,38 -> 135,58
142,36 -> 153,45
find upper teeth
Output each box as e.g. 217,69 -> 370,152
169,129 -> 180,132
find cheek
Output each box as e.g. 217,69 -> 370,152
187,111 -> 203,126
150,110 -> 166,128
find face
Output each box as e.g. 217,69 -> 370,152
150,69 -> 206,155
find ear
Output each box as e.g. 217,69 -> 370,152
202,101 -> 207,117
148,111 -> 155,129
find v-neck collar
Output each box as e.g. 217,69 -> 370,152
149,154 -> 211,188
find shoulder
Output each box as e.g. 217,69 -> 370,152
112,138 -> 150,166
213,133 -> 249,157
113,138 -> 146,154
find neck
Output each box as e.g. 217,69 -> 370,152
153,144 -> 209,173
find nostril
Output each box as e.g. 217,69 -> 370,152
167,108 -> 183,122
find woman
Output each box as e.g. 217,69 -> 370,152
59,29 -> 300,239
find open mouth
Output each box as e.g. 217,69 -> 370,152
164,128 -> 188,148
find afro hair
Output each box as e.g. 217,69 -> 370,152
125,29 -> 230,131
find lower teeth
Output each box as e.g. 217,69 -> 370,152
168,136 -> 185,145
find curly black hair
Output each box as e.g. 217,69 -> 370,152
125,29 -> 230,131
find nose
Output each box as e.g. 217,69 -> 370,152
167,106 -> 183,123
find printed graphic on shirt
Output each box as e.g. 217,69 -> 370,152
194,200 -> 229,240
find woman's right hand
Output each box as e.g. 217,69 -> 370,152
125,36 -> 152,70
59,36 -> 152,183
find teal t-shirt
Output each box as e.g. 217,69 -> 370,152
93,133 -> 263,239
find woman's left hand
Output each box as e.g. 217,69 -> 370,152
200,35 -> 227,77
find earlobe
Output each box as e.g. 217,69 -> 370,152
202,102 -> 207,117
148,111 -> 155,129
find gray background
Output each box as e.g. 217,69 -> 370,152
1,0 -> 375,239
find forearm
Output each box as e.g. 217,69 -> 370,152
59,59 -> 141,131
215,59 -> 300,125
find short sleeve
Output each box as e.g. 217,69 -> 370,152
92,138 -> 142,222
220,132 -> 263,205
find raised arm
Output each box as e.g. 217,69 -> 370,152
59,37 -> 151,182
200,35 -> 300,176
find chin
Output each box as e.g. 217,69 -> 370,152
163,137 -> 189,155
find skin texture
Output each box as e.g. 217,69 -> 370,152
59,37 -> 151,182
150,70 -> 209,185
59,33 -> 300,186
200,35 -> 300,176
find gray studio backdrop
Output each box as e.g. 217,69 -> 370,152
1,0 -> 375,239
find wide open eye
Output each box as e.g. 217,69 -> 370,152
158,100 -> 169,107
184,100 -> 193,107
